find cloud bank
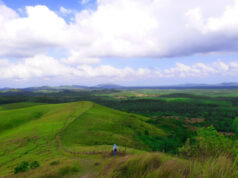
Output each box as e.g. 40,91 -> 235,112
1,0 -> 238,59
0,0 -> 238,85
0,55 -> 237,83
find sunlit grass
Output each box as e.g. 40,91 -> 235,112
102,153 -> 238,178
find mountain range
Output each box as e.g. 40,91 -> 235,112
1,82 -> 238,92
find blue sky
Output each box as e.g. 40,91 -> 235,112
3,0 -> 95,11
0,0 -> 238,87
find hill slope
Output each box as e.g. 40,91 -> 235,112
61,103 -> 166,151
101,153 -> 237,178
0,101 -> 166,177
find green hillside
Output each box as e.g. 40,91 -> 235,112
0,102 -> 43,111
61,103 -> 166,151
0,101 -> 237,177
0,101 -> 166,177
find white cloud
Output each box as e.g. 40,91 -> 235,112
0,54 -> 237,83
1,1 -> 238,85
70,0 -> 238,58
0,1 -> 238,59
155,61 -> 238,78
187,0 -> 238,34
0,5 -> 68,57
0,55 -> 152,81
59,7 -> 73,15
61,50 -> 100,64
0,55 -> 71,80
81,0 -> 90,5
213,60 -> 229,71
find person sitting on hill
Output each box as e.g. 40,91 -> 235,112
113,144 -> 117,156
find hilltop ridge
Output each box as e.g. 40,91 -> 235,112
0,101 -> 167,177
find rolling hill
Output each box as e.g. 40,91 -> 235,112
0,101 -> 166,177
0,101 -> 237,177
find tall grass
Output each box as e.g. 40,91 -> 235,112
101,153 -> 238,178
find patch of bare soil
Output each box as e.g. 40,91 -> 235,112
135,94 -> 161,97
114,96 -> 127,99
219,132 -> 235,136
162,116 -> 180,120
185,118 -> 204,124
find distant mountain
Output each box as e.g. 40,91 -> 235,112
0,87 -> 10,91
93,82 -> 238,89
95,83 -> 125,89
22,86 -> 53,92
21,85 -> 88,92
59,85 -> 89,89
175,83 -> 210,87
1,82 -> 238,92
217,82 -> 238,86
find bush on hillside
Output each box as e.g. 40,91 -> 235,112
14,161 -> 29,174
14,161 -> 40,174
33,112 -> 43,119
144,130 -> 149,135
179,126 -> 238,158
50,160 -> 60,166
30,161 -> 40,169
233,117 -> 238,135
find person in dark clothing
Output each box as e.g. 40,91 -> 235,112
113,144 -> 117,156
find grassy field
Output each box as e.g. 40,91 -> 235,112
0,102 -> 84,177
0,101 -> 167,177
0,102 -> 44,111
0,98 -> 237,177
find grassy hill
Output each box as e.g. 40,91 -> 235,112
0,101 -> 166,177
0,101 -> 237,178
61,103 -> 166,151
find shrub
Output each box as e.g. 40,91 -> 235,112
30,161 -> 40,169
14,161 -> 29,174
14,161 -> 40,174
144,130 -> 149,135
50,160 -> 60,166
33,112 -> 43,119
233,117 -> 238,135
179,126 -> 237,158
